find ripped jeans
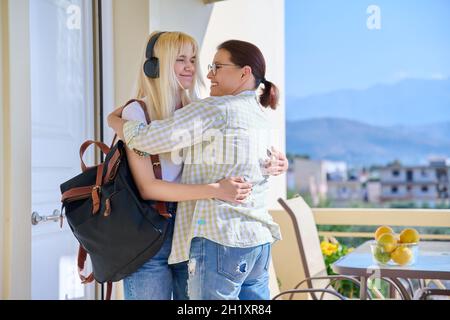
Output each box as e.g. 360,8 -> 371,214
187,237 -> 271,300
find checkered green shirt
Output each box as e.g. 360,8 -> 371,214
124,90 -> 282,264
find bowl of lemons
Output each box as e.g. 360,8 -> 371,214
370,226 -> 420,266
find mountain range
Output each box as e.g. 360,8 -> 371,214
286,79 -> 450,126
286,118 -> 450,166
286,79 -> 450,165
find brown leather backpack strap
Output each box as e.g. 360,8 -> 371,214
129,100 -> 170,218
122,99 -> 151,124
104,148 -> 121,183
155,202 -> 171,218
61,185 -> 95,203
105,282 -> 113,300
77,245 -> 94,284
110,134 -> 118,150
91,163 -> 104,214
150,154 -> 162,179
109,99 -> 148,148
149,153 -> 170,217
80,140 -> 110,172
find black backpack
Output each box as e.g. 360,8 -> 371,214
60,100 -> 171,298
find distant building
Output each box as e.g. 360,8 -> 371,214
323,161 -> 348,181
379,158 -> 450,207
366,179 -> 381,203
287,166 -> 296,190
293,158 -> 348,205
293,158 -> 328,205
327,180 -> 363,206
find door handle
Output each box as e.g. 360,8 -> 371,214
31,209 -> 64,226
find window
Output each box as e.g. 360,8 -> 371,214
406,170 -> 413,182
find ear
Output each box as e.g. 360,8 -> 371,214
241,66 -> 252,79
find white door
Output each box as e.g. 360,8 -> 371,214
30,0 -> 96,299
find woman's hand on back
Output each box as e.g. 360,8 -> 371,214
213,177 -> 252,204
264,146 -> 289,176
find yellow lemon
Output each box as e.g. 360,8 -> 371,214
377,233 -> 398,253
373,245 -> 391,264
400,228 -> 420,244
375,225 -> 394,241
391,246 -> 413,265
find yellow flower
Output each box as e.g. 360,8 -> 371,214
320,241 -> 330,251
330,243 -> 339,253
321,241 -> 339,256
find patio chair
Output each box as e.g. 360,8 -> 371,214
413,288 -> 450,300
275,196 -> 369,300
272,288 -> 346,300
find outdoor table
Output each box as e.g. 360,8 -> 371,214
332,240 -> 450,299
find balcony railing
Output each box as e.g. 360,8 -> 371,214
310,208 -> 450,240
270,208 -> 450,243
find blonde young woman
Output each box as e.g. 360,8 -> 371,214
121,32 -> 254,300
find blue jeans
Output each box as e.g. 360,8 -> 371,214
123,218 -> 188,300
187,237 -> 271,300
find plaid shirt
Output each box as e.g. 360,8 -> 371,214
123,90 -> 282,264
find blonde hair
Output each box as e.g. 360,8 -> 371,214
133,31 -> 204,121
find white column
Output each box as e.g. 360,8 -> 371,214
101,0 -> 115,146
1,0 -> 32,299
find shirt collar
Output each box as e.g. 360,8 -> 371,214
236,90 -> 257,98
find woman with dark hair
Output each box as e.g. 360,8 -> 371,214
211,40 -> 279,109
108,39 -> 287,300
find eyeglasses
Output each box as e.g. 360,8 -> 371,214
207,63 -> 239,76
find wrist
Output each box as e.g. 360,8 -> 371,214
208,183 -> 220,199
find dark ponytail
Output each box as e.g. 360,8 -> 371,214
217,40 -> 279,110
259,79 -> 279,110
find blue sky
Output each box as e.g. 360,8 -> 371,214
286,0 -> 450,98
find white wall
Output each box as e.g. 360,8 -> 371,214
112,0 -> 150,109
149,0 -> 213,44
150,0 -> 286,209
